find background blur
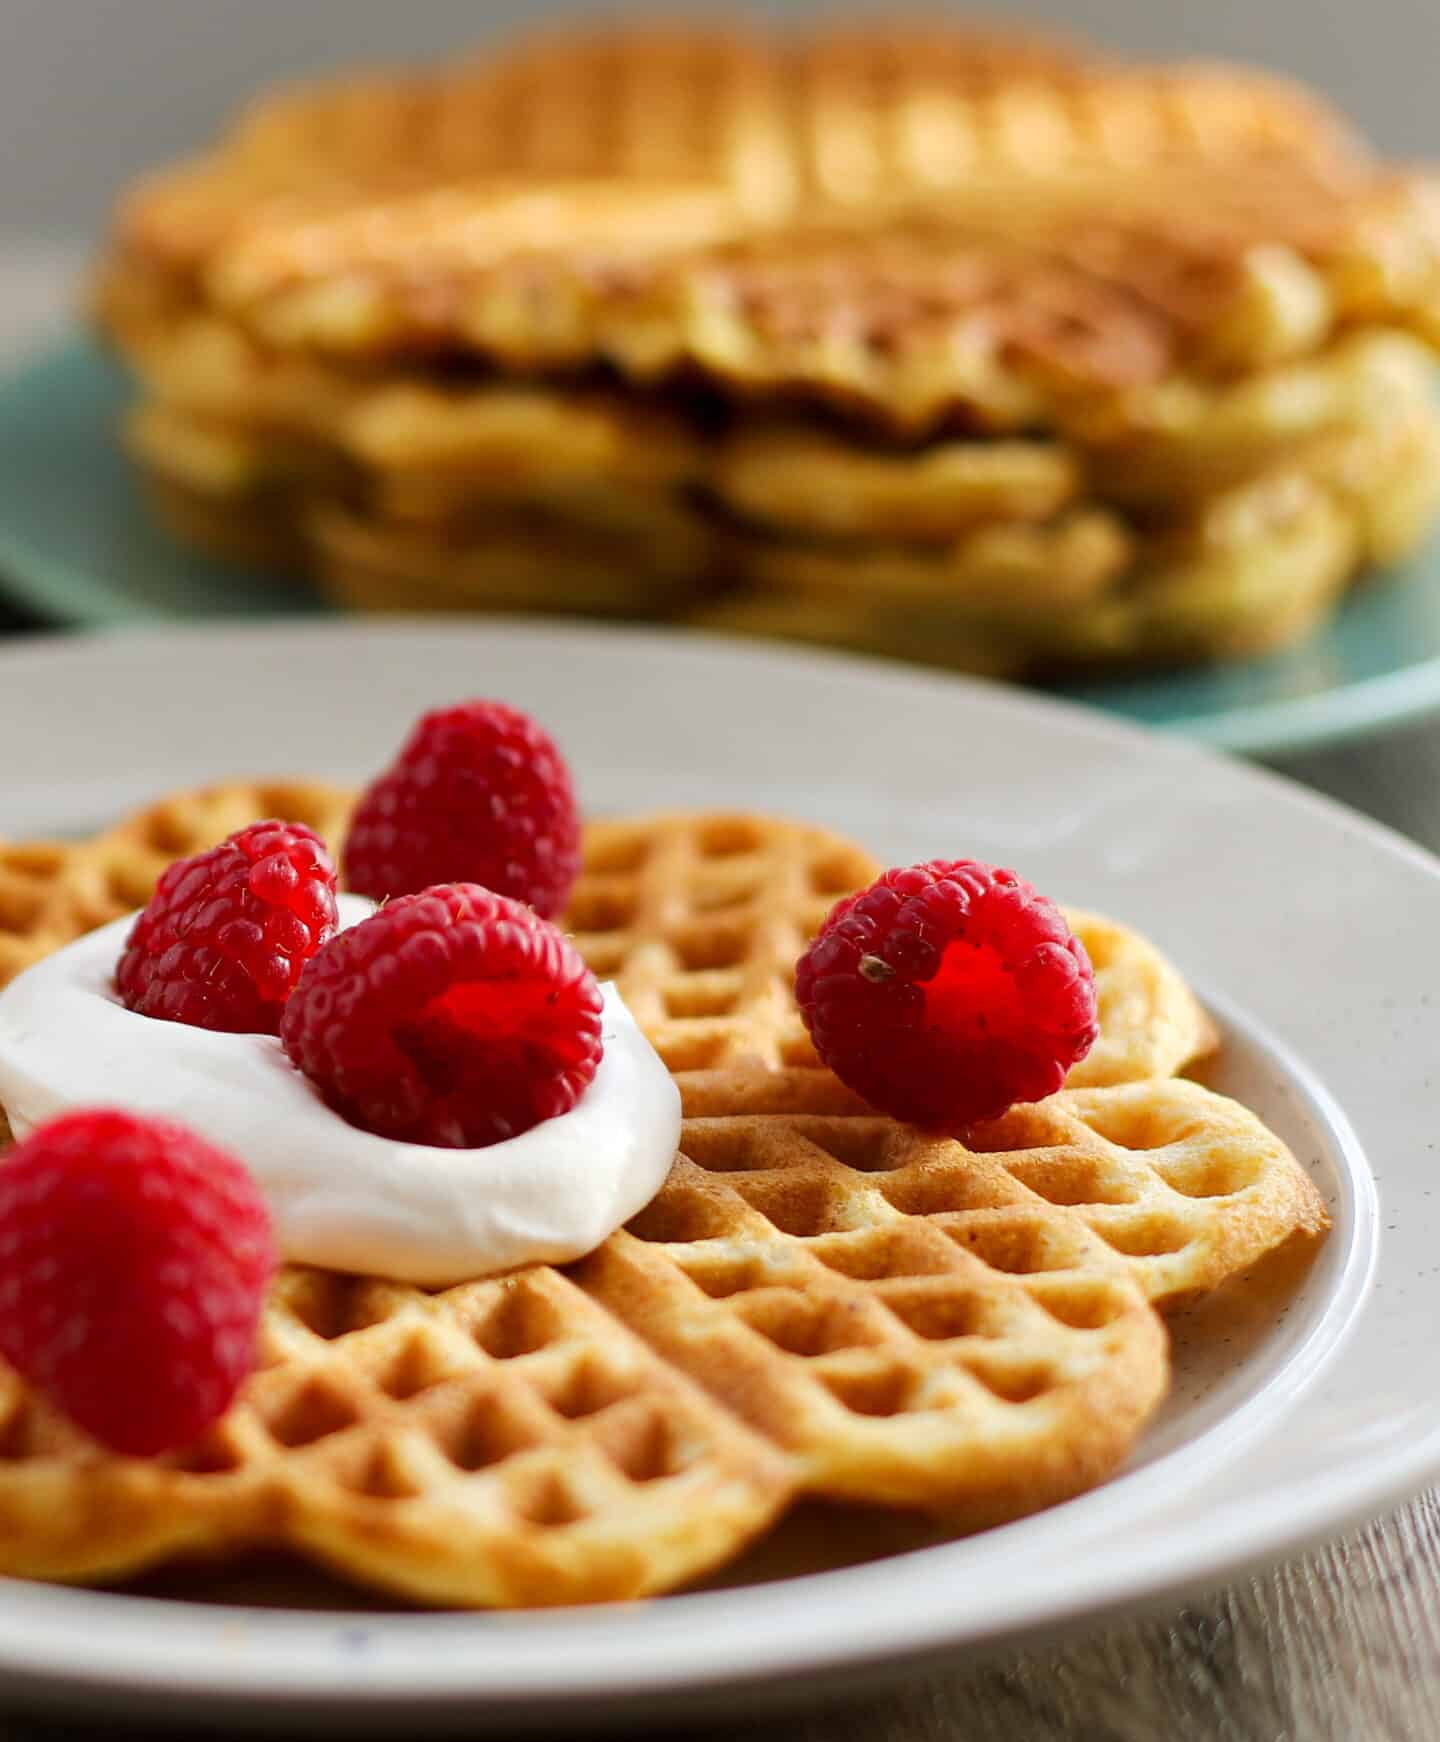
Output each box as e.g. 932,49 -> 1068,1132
3,0 -> 1436,237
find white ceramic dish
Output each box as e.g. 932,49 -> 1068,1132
2,619 -> 1437,1734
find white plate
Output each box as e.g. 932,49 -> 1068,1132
3,619 -> 1438,1733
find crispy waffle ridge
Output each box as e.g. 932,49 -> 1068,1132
0,788 -> 1329,1602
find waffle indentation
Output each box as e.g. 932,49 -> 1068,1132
670,923 -> 750,972
946,1218 -> 1082,1276
732,1291 -> 877,1357
436,1394 -> 540,1473
266,1379 -> 361,1449
821,1367 -> 915,1418
663,975 -> 744,1019
697,818 -> 766,859
565,885 -> 638,933
471,1284 -> 565,1360
506,1470 -> 589,1528
599,1408 -> 694,1483
540,1358 -> 636,1421
376,1333 -> 466,1401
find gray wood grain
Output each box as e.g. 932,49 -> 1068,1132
1,719 -> 1438,1742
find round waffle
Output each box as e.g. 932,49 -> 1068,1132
0,788 -> 1328,1600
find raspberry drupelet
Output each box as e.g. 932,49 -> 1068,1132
796,860 -> 1098,1129
115,820 -> 338,1035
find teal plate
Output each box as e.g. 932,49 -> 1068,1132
5,335 -> 1440,754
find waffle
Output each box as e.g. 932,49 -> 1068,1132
0,790 -> 1329,1597
105,295 -> 1436,506
129,383 -> 1440,666
697,504 -> 1353,672
306,502 -> 718,618
109,20 -> 1365,288
91,17 -> 1440,672
704,415 -> 1440,670
119,156 -> 1430,435
111,290 -> 1439,528
0,1162 -> 797,1605
0,788 -> 1215,1088
97,16 -> 1425,409
1084,328 -> 1439,504
572,1071 -> 1313,1509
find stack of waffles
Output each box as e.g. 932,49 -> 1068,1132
94,19 -> 1440,672
0,788 -> 1327,1605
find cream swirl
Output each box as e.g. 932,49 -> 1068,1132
0,897 -> 679,1287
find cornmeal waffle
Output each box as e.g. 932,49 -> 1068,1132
109,20 -> 1366,289
573,1070 -> 1312,1509
0,788 -> 1327,1598
103,300 -> 1435,511
107,157 -> 1440,432
126,385 -> 1440,666
92,17 -> 1440,670
0,1219 -> 797,1605
0,787 -> 1216,1090
107,285 -> 1440,599
702,417 -> 1440,670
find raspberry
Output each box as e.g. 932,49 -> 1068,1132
0,1109 -> 274,1457
343,700 -> 582,917
281,883 -> 604,1148
116,820 -> 338,1035
795,861 -> 1098,1129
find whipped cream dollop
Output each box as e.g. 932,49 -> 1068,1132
0,896 -> 680,1287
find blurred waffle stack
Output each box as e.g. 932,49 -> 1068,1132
94,19 -> 1440,675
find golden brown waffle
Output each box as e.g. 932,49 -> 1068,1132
573,1070 -> 1316,1509
735,511 -> 1135,614
701,416 -> 1440,670
126,378 -> 1440,669
110,20 -> 1095,275
710,428 -> 1081,540
1083,328 -> 1438,504
151,157 -> 1440,422
0,783 -> 354,995
697,505 -> 1353,672
109,19 -> 1365,284
583,173 -> 1440,436
96,16 -> 1423,412
104,296 -> 1435,505
0,789 -> 1215,1091
0,791 -> 1328,1596
568,814 -> 1219,1093
577,1158 -> 1166,1516
89,16 -> 1440,677
715,484 -> 1355,666
566,815 -> 1318,1322
305,502 -> 718,618
0,1180 -> 795,1605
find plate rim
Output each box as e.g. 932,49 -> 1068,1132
1,616 -> 1439,1723
0,338 -> 323,628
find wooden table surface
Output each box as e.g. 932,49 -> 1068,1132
5,255 -> 1440,1741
